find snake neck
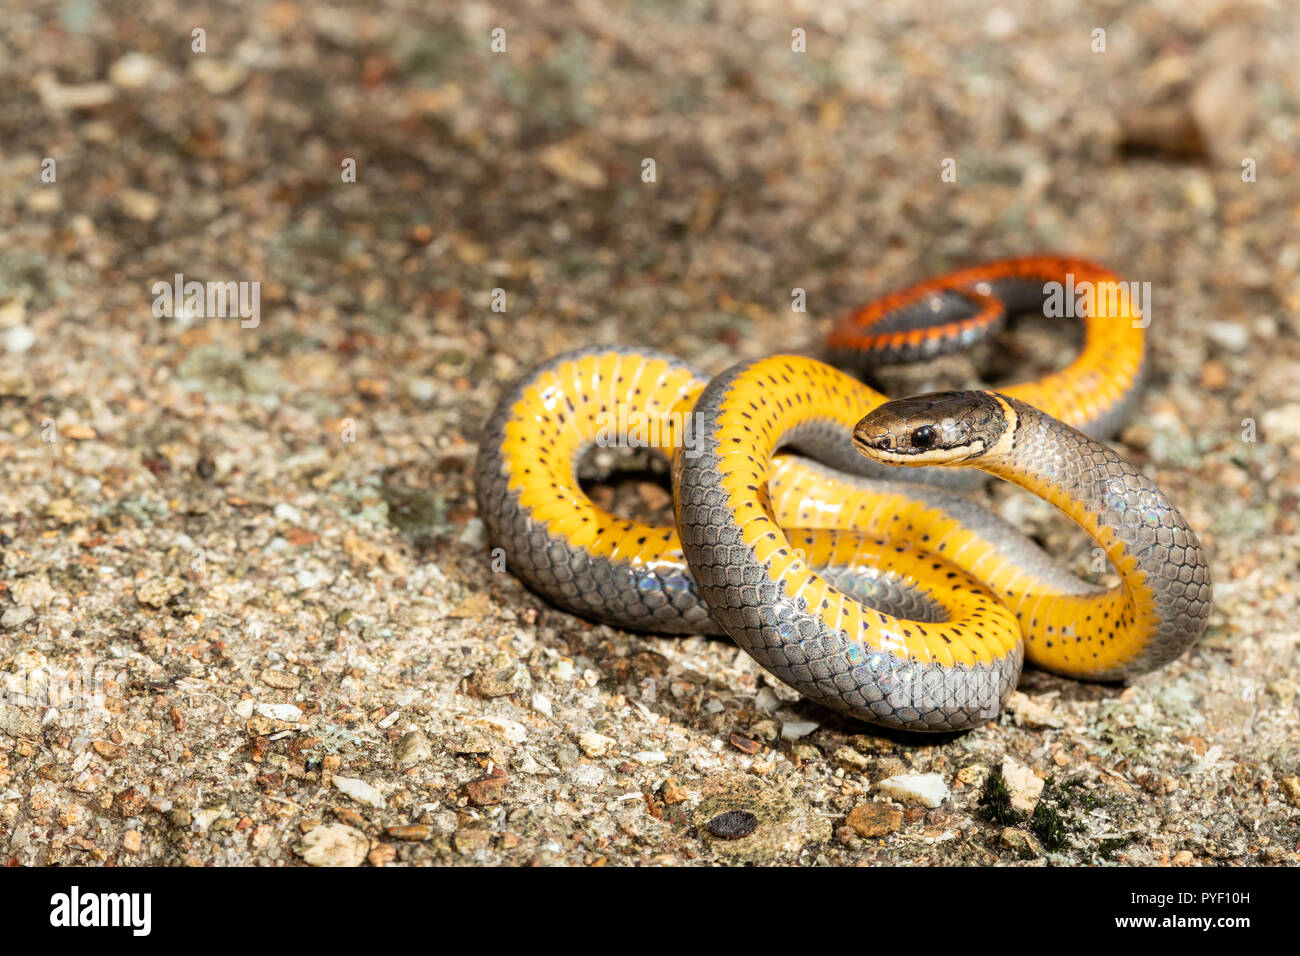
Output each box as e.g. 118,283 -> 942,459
975,393 -> 1212,677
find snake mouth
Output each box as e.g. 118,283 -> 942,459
852,425 -> 985,466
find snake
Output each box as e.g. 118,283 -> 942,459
475,257 -> 1213,731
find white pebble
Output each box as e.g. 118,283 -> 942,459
512,751 -> 542,775
332,775 -> 386,809
780,719 -> 819,740
1,606 -> 34,628
255,702 -> 302,722
192,808 -> 225,832
578,731 -> 615,757
273,502 -> 302,524
1262,405 -> 1300,443
549,659 -> 576,682
1206,321 -> 1249,352
11,577 -> 54,609
109,52 -> 164,89
298,823 -> 367,867
3,326 -> 35,354
459,714 -> 527,744
1000,757 -> 1045,813
983,7 -> 1016,38
408,379 -> 437,402
877,772 -> 950,808
571,764 -> 605,788
754,688 -> 781,712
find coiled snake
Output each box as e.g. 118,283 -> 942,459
475,257 -> 1212,731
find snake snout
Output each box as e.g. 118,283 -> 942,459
854,403 -> 939,463
852,421 -> 893,453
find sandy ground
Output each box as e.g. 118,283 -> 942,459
0,0 -> 1297,866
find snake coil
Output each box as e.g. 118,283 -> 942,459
475,258 -> 1213,731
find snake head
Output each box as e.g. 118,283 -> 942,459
853,390 -> 1010,466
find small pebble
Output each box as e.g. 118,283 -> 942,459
3,326 -> 35,354
1000,757 -> 1045,814
260,668 -> 300,689
1001,827 -> 1042,857
833,747 -> 871,773
255,702 -> 303,723
299,823 -> 368,867
385,825 -> 430,841
1,606 -> 34,628
579,731 -> 615,757
704,810 -> 758,839
876,773 -> 950,809
1005,691 -> 1064,730
846,801 -> 902,838
465,768 -> 508,806
780,720 -> 818,740
108,52 -> 164,89
367,845 -> 397,866
661,779 -> 687,804
332,775 -> 386,809
1261,405 -> 1300,443
190,58 -> 249,95
136,577 -> 184,609
1206,320 -> 1250,352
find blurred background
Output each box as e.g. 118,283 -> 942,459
0,0 -> 1296,866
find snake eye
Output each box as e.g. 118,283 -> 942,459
911,425 -> 937,449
